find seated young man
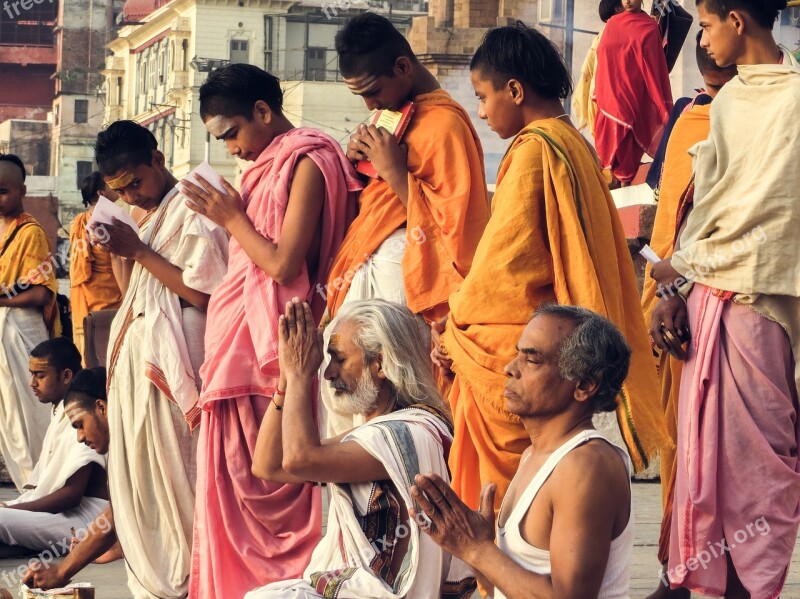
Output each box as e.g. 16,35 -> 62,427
415,305 -> 633,598
0,339 -> 107,558
0,153 -> 59,490
92,120 -> 229,598
245,298 -> 475,599
22,367 -> 120,589
180,63 -> 360,599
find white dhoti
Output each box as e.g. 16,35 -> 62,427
0,496 -> 108,551
107,312 -> 203,599
0,307 -> 51,490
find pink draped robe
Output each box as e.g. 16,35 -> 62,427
668,285 -> 800,597
189,128 -> 362,599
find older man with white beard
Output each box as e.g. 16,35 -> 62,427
248,298 -> 476,599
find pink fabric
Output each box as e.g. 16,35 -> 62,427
189,398 -> 321,599
200,127 -> 362,401
190,128 -> 360,598
668,285 -> 800,597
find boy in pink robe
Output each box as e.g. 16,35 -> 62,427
181,64 -> 362,599
650,1 -> 800,597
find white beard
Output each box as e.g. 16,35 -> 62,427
331,369 -> 379,416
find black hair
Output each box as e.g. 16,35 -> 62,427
599,0 -> 623,22
64,367 -> 107,411
94,120 -> 158,177
199,64 -> 283,120
695,30 -> 738,74
335,12 -> 416,78
471,22 -> 573,101
80,171 -> 105,207
30,337 -> 82,375
0,153 -> 27,182
696,0 -> 786,29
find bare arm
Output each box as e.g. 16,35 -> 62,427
109,254 -> 130,296
256,298 -> 389,485
0,285 -> 52,308
22,506 -> 117,590
182,157 -> 325,285
6,465 -> 92,514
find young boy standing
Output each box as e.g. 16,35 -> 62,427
93,121 -> 228,599
650,1 -> 800,596
180,63 -> 360,599
0,153 -> 58,490
433,24 -> 667,512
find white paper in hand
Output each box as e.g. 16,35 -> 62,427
639,244 -> 662,265
86,196 -> 139,236
176,160 -> 225,230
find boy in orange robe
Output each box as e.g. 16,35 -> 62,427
433,24 -> 669,511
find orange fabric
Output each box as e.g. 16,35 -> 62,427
69,210 -> 122,343
640,104 -> 711,563
442,119 -> 669,510
326,89 -> 489,321
0,213 -> 59,336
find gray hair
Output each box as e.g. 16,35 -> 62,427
330,299 -> 449,416
533,304 -> 631,413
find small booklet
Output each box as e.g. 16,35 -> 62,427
21,582 -> 94,597
356,101 -> 415,180
86,195 -> 139,236
176,160 -> 226,230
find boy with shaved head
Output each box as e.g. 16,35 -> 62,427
0,153 -> 59,491
322,12 -> 489,434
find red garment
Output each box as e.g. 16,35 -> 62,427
594,10 -> 673,183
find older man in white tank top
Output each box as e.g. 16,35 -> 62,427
411,304 -> 634,598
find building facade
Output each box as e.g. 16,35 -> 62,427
102,0 -> 426,184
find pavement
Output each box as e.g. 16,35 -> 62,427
1,482 -> 799,598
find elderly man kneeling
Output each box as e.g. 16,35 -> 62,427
247,298 -> 475,599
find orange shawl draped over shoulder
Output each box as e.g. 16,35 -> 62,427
326,89 -> 489,321
0,213 -> 59,336
444,119 -> 668,480
640,103 -> 711,562
69,210 -> 122,334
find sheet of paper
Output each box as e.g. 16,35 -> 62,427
639,244 -> 662,265
176,160 -> 225,230
86,196 -> 139,235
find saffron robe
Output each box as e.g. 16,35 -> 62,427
106,189 -> 228,599
69,209 -> 122,361
190,128 -> 360,599
594,10 -> 673,183
441,118 -> 669,511
0,213 -> 59,489
325,89 -> 489,322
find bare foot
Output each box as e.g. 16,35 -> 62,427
2,589 -> 13,599
92,541 -> 123,564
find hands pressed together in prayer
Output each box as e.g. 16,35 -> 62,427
347,124 -> 409,183
278,298 -> 324,380
649,258 -> 691,360
181,174 -> 246,231
410,473 -> 497,565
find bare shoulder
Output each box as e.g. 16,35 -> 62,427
292,155 -> 323,181
549,439 -> 629,501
